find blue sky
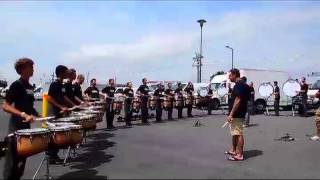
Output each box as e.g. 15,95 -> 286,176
0,1 -> 319,85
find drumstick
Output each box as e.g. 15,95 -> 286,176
34,116 -> 56,121
221,121 -> 229,128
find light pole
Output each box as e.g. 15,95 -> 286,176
197,19 -> 206,83
225,45 -> 234,69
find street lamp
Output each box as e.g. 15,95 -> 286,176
197,19 -> 206,83
225,45 -> 234,69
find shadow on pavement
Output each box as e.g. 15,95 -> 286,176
56,169 -> 108,179
244,150 -> 263,160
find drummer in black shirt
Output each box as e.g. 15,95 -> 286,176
273,81 -> 280,116
63,69 -> 77,107
47,65 -> 70,164
207,84 -> 214,115
73,74 -> 86,105
184,82 -> 194,117
2,58 -> 39,180
165,83 -> 174,120
123,82 -> 134,126
299,77 -> 309,116
175,82 -> 184,119
102,79 -> 116,129
84,78 -> 100,100
154,83 -> 165,122
137,78 -> 150,124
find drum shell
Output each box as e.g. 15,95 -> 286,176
69,128 -> 83,145
132,99 -> 141,113
149,96 -> 157,110
185,96 -> 194,106
163,97 -> 173,110
16,134 -> 49,157
175,97 -> 184,108
112,101 -> 123,115
80,117 -> 96,130
49,130 -> 70,148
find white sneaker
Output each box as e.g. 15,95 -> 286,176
310,135 -> 320,141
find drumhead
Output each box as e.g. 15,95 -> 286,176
198,88 -> 208,97
77,114 -> 96,120
55,116 -> 79,122
283,79 -> 300,97
217,86 -> 228,97
258,83 -> 274,98
53,122 -> 75,127
16,128 -> 49,135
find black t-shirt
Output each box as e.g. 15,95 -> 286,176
63,81 -> 75,103
137,85 -> 149,96
102,86 -> 116,100
5,78 -> 38,131
300,83 -> 308,96
165,89 -> 174,96
84,86 -> 100,99
175,88 -> 183,96
184,86 -> 194,95
274,86 -> 280,100
123,88 -> 134,103
228,80 -> 250,118
48,79 -> 65,117
73,82 -> 83,101
154,88 -> 164,103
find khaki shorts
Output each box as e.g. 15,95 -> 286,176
229,118 -> 244,136
315,107 -> 320,129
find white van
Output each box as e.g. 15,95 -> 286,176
210,68 -> 291,112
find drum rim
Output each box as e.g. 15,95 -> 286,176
16,128 -> 49,135
49,126 -> 71,131
258,82 -> 274,98
282,79 -> 300,97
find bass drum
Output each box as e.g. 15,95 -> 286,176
258,83 -> 274,98
283,79 -> 300,97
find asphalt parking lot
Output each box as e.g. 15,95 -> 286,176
0,102 -> 319,179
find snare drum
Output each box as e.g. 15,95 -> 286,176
15,128 -> 50,157
132,97 -> 141,113
48,126 -> 71,148
149,96 -> 157,110
185,95 -> 194,106
112,101 -> 123,115
163,96 -> 173,110
80,110 -> 104,123
175,95 -> 184,108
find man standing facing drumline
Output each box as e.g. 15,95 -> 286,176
310,89 -> 320,141
102,79 -> 116,129
2,58 -> 38,180
224,68 -> 250,161
273,81 -> 280,116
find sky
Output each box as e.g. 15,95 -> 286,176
0,1 -> 319,85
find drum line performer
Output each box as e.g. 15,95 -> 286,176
273,81 -> 280,116
46,65 -> 71,164
137,78 -> 150,124
63,69 -> 78,107
102,79 -> 116,129
207,84 -> 213,115
164,83 -> 174,120
299,77 -> 309,116
184,82 -> 194,118
175,82 -> 184,119
122,82 -> 134,127
154,83 -> 164,122
73,74 -> 86,105
84,78 -> 100,100
2,58 -> 38,180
